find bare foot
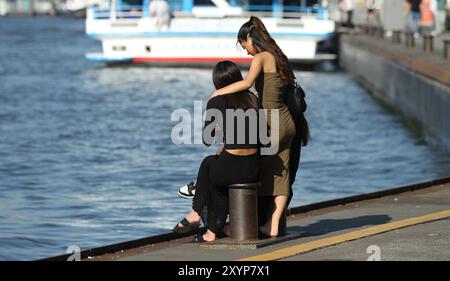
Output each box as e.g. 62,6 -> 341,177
202,229 -> 216,242
259,221 -> 279,237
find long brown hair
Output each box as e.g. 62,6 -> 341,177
237,16 -> 296,85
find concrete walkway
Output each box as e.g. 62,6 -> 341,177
339,25 -> 450,61
384,31 -> 449,59
90,182 -> 450,261
286,219 -> 450,261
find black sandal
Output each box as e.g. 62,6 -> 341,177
191,234 -> 206,243
172,218 -> 200,234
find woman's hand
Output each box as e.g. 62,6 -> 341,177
211,89 -> 222,98
216,144 -> 225,155
210,55 -> 263,99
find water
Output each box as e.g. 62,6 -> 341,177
0,17 -> 449,261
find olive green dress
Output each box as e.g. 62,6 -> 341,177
255,72 -> 296,196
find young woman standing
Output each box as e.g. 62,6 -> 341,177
212,16 -> 308,237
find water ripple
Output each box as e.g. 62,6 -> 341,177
0,16 -> 449,260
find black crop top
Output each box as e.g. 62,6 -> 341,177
203,91 -> 260,150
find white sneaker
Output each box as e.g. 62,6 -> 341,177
178,181 -> 196,199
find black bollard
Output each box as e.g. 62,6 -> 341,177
377,27 -> 385,39
423,35 -> 434,53
369,26 -> 375,36
392,30 -> 401,44
443,39 -> 450,60
228,183 -> 259,241
405,32 -> 415,48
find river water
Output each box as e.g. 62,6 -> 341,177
0,16 -> 449,260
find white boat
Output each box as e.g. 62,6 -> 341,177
85,0 -> 336,65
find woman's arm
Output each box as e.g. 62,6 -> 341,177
211,53 -> 264,97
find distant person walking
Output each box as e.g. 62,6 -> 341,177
338,0 -> 346,23
434,0 -> 447,34
407,0 -> 422,36
447,0 -> 450,31
367,0 -> 381,28
149,0 -> 170,31
344,0 -> 355,28
420,0 -> 437,35
367,5 -> 376,26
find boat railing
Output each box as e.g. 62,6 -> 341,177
90,5 -> 144,20
89,4 -> 328,21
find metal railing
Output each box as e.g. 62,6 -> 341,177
90,4 -> 328,20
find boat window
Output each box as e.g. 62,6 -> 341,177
121,0 -> 144,7
246,0 -> 320,12
117,0 -> 144,18
193,0 -> 215,6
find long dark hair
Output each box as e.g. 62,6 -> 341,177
212,61 -> 258,110
212,60 -> 243,90
237,16 -> 296,86
237,17 -> 309,147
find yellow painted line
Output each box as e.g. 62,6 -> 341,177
239,209 -> 450,261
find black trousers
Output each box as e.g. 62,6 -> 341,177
192,150 -> 260,234
347,10 -> 354,28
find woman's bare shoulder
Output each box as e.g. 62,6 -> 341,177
256,51 -> 275,59
257,52 -> 277,72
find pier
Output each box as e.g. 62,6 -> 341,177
41,22 -> 450,260
339,29 -> 450,150
41,177 -> 450,261
1,1 -> 450,263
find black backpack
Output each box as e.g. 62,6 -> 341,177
284,82 -> 309,186
284,82 -> 307,122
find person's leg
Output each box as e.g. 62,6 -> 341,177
200,153 -> 234,241
178,155 -> 216,228
408,12 -> 414,32
347,10 -> 353,28
260,195 -> 289,237
347,10 -> 351,27
208,152 -> 260,240
349,10 -> 354,27
414,12 -> 420,34
196,153 -> 232,241
447,11 -> 450,31
436,11 -> 446,34
367,11 -> 374,26
203,183 -> 228,241
260,126 -> 293,237
185,152 -> 236,241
